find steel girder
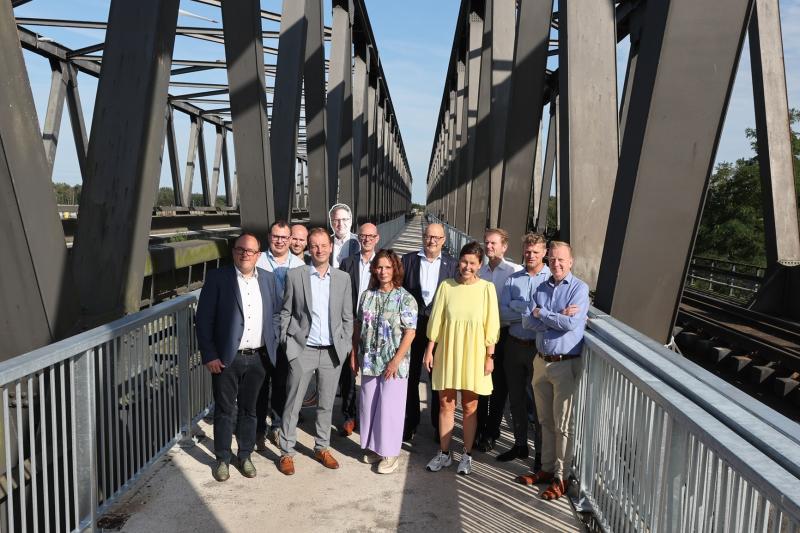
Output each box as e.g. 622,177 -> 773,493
0,1 -> 74,360
221,0 -> 275,234
427,0 -> 798,343
5,0 -> 411,355
70,0 -> 181,329
594,0 -> 755,343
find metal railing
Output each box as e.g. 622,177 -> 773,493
0,293 -> 211,532
686,257 -> 766,302
575,313 -> 800,532
426,214 -> 475,256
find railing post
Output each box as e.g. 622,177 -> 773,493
176,308 -> 194,446
657,420 -> 689,533
73,349 -> 98,531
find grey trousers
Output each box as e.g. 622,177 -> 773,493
533,355 -> 583,479
280,346 -> 340,455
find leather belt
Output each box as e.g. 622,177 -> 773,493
538,353 -> 579,363
509,336 -> 537,348
307,344 -> 334,350
238,347 -> 263,355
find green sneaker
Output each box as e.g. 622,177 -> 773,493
237,456 -> 257,478
212,461 -> 229,482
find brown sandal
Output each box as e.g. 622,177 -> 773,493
541,478 -> 566,500
514,470 -> 554,486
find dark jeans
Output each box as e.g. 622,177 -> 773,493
212,351 -> 267,464
477,327 -> 509,441
405,315 -> 439,433
505,335 -> 540,452
338,360 -> 358,421
256,347 -> 289,434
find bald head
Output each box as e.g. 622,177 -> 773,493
289,224 -> 308,258
358,223 -> 380,254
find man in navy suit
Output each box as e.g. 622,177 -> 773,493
401,222 -> 458,442
196,233 -> 280,482
338,222 -> 380,435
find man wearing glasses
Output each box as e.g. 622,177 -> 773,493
400,223 -> 458,442
196,233 -> 280,482
254,221 -> 306,449
328,203 -> 360,268
337,223 -> 381,435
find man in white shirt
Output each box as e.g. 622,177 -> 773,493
328,203 -> 359,267
196,233 -> 280,482
255,221 -> 306,448
337,222 -> 380,435
476,228 -> 522,452
400,223 -> 458,442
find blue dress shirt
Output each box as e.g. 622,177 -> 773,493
522,272 -> 589,355
499,265 -> 551,340
307,265 -> 332,346
256,250 -> 305,297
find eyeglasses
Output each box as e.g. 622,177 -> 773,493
332,218 -> 351,223
424,235 -> 445,242
271,235 -> 290,241
233,246 -> 259,257
358,234 -> 378,240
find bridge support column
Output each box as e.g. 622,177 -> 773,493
71,0 -> 180,328
497,0 -> 553,258
222,0 -> 275,231
594,0 -> 754,343
327,0 -> 355,210
558,0 -> 619,289
353,38 -> 370,224
0,1 -> 74,358
748,0 -> 800,268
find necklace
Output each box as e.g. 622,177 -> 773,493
370,288 -> 395,354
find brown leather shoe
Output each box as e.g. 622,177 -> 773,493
314,449 -> 340,469
515,470 -> 554,486
277,455 -> 295,476
340,419 -> 356,436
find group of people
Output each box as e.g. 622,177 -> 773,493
195,204 -> 588,502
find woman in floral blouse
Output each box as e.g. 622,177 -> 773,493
350,249 -> 418,474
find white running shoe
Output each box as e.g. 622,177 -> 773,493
426,451 -> 453,472
457,453 -> 473,475
362,452 -> 382,464
377,456 -> 400,474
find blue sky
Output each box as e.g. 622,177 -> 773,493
14,0 -> 800,204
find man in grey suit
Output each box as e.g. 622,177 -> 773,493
277,227 -> 354,475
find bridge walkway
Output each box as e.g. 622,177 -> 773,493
100,216 -> 583,532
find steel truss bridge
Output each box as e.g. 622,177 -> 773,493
1,0 -> 800,532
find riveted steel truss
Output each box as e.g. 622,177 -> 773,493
426,0 -> 799,343
2,0 -> 412,358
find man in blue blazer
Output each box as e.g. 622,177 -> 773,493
401,222 -> 458,442
196,233 -> 280,482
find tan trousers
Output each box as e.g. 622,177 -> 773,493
532,355 -> 583,478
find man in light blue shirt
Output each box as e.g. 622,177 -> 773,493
518,241 -> 589,501
255,220 -> 306,448
497,233 -> 550,465
278,228 -> 353,475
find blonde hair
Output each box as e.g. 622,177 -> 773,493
522,232 -> 547,248
549,240 -> 573,257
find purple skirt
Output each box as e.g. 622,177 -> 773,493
359,375 -> 408,457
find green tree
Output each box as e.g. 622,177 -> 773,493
53,182 -> 81,205
156,187 -> 176,207
695,109 -> 800,266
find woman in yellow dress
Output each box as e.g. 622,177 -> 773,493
423,241 -> 500,475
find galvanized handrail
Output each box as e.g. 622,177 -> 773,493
0,292 -> 211,532
577,314 -> 800,532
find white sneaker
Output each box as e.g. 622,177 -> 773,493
426,451 -> 452,472
377,456 -> 400,474
457,453 -> 473,475
362,452 -> 382,464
